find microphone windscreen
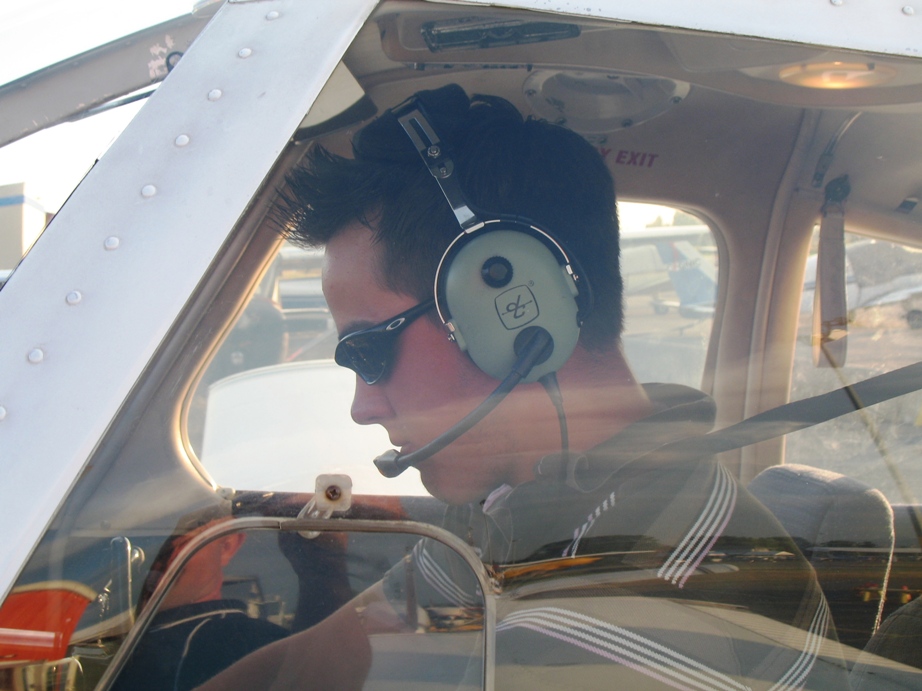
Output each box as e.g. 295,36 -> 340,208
373,449 -> 406,478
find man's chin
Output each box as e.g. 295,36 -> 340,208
418,460 -> 493,506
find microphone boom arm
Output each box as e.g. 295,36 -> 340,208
374,329 -> 554,478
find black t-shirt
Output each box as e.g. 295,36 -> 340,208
111,599 -> 287,691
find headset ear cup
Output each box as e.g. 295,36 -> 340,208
438,226 -> 582,382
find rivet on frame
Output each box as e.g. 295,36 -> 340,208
28,348 -> 44,364
66,290 -> 83,306
266,10 -> 280,20
175,134 -> 191,147
830,0 -> 843,5
104,236 -> 120,251
238,48 -> 253,59
903,6 -> 916,15
207,89 -> 223,102
141,184 -> 157,198
0,406 -> 6,422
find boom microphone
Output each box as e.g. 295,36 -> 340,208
373,328 -> 554,478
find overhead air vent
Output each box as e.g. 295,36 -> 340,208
523,70 -> 690,134
897,196 -> 919,214
420,17 -> 580,52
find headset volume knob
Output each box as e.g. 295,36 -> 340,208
481,256 -> 513,288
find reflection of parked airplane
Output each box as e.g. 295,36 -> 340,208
621,224 -> 714,298
801,240 -> 922,326
653,237 -> 922,324
648,241 -> 718,318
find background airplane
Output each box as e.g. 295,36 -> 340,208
801,238 -> 922,327
647,240 -> 718,318
647,235 -> 922,326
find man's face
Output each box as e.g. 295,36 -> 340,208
162,530 -> 245,609
323,222 -> 545,503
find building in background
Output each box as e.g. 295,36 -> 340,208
0,181 -> 48,273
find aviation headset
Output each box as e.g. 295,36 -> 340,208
392,95 -> 592,383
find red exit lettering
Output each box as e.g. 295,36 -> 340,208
599,148 -> 659,168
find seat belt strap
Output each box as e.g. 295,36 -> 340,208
661,358 -> 922,461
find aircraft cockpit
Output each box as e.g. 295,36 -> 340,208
2,1 -> 922,689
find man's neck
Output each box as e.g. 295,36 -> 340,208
497,344 -> 653,489
558,345 -> 653,451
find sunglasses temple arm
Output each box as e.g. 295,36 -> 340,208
374,329 -> 554,478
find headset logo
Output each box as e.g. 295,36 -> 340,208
496,285 -> 539,329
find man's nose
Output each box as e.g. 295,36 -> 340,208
351,377 -> 394,425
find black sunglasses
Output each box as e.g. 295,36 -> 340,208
334,299 -> 436,385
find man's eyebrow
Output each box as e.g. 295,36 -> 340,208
338,318 -> 378,340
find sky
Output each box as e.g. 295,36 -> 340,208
0,0 -> 197,210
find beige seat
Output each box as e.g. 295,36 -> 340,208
748,463 -> 895,650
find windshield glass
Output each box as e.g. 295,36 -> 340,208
4,2 -> 922,689
789,229 -> 922,504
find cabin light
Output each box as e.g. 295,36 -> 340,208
778,61 -> 897,89
523,70 -> 689,134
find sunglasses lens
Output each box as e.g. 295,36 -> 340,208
334,299 -> 433,384
335,333 -> 393,384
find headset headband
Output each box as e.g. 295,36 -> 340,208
392,96 -> 586,320
389,94 -> 589,383
394,100 -> 480,231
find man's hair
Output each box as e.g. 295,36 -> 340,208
276,84 -> 623,349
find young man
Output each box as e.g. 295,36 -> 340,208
202,85 -> 846,689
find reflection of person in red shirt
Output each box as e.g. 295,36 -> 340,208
159,530 -> 246,610
112,515 -> 287,691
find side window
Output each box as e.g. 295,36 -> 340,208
619,205 -> 717,388
185,241 -> 399,496
187,206 -> 718,495
788,229 -> 922,503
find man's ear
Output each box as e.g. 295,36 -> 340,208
218,532 -> 247,567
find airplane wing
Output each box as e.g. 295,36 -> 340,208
0,10 -> 215,147
678,303 -> 716,318
862,286 -> 922,308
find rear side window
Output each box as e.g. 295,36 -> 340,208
788,229 -> 922,504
